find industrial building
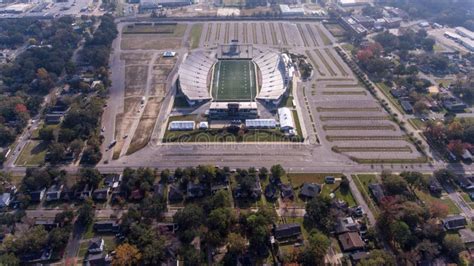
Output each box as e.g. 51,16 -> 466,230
337,0 -> 370,7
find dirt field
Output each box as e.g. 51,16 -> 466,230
127,97 -> 162,155
121,35 -> 182,50
125,65 -> 147,87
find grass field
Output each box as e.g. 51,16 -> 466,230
189,23 -> 203,49
15,141 -> 47,166
212,60 -> 256,102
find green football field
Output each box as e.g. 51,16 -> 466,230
211,60 -> 256,102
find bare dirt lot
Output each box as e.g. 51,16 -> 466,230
121,35 -> 182,50
127,97 -> 162,155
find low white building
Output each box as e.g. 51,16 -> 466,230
198,121 -> 209,129
278,107 -> 296,134
245,119 -> 277,129
279,4 -> 304,16
168,121 -> 195,131
455,27 -> 474,40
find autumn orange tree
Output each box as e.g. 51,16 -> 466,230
112,243 -> 142,266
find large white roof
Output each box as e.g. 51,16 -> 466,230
278,107 -> 295,130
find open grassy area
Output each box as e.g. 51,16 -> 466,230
211,60 -> 256,102
15,140 -> 47,166
408,118 -> 427,130
415,189 -> 460,215
333,146 -> 412,153
189,23 -> 203,49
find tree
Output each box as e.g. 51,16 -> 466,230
258,167 -> 268,180
390,220 -> 412,249
413,100 -> 429,115
428,201 -> 449,218
206,208 -> 235,245
359,249 -> 396,266
443,234 -> 465,261
47,142 -> 66,164
48,227 -> 71,251
270,164 -> 285,179
79,168 -> 102,189
9,225 -> 48,254
112,243 -> 142,266
0,253 -> 19,266
340,175 -> 350,192
141,237 -> 166,265
227,233 -> 247,255
77,199 -> 94,225
415,240 -> 440,261
39,126 -> 55,142
55,210 -> 74,226
298,230 -> 330,265
382,174 -> 409,195
400,171 -> 425,190
305,195 -> 335,233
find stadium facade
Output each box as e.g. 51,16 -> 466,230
177,45 -> 294,119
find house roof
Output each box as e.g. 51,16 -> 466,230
338,232 -> 365,251
29,188 -> 46,202
264,184 -> 278,199
459,229 -> 474,244
88,237 -> 104,251
280,183 -> 294,198
368,183 -> 385,202
274,223 -> 301,239
443,215 -> 467,229
168,185 -> 184,201
299,183 -> 321,198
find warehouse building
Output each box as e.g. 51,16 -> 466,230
455,27 -> 474,41
168,121 -> 195,131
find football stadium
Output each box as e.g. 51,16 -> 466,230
177,43 -> 294,119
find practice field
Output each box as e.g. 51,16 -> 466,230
211,60 -> 256,102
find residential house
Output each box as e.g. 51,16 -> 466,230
443,98 -> 467,112
0,193 -> 11,208
46,185 -> 63,202
264,184 -> 278,201
350,252 -> 370,264
428,178 -> 443,195
186,183 -> 204,199
29,188 -> 46,203
45,113 -> 63,124
168,185 -> 184,202
462,149 -> 473,162
88,238 -> 105,254
368,183 -> 385,203
335,217 -> 359,234
60,186 -> 75,201
459,229 -> 474,246
84,252 -> 110,266
92,188 -> 110,201
456,176 -> 474,190
299,183 -> 321,200
442,215 -> 467,230
400,100 -> 413,114
325,176 -> 336,184
103,174 -> 121,189
280,183 -> 294,200
234,180 -> 262,200
20,248 -> 52,263
338,231 -> 365,252
130,189 -> 144,201
76,184 -> 93,200
153,183 -> 166,199
93,220 -> 120,233
35,220 -> 59,231
273,223 -> 302,241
